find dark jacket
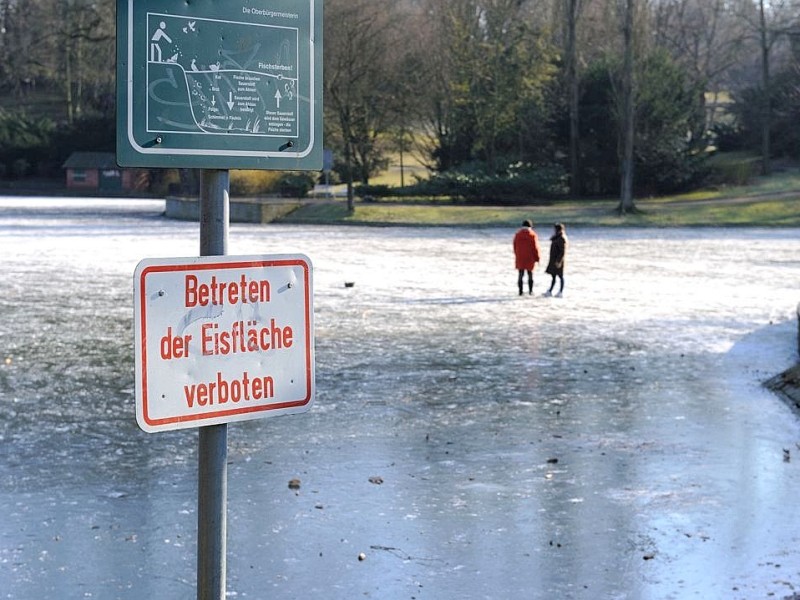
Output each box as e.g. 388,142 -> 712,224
545,232 -> 567,276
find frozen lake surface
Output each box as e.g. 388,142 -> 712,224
1,197 -> 800,599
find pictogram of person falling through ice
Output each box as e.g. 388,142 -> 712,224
150,21 -> 172,62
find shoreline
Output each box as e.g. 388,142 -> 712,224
2,180 -> 799,229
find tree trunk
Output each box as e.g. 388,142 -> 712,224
64,1 -> 74,124
345,138 -> 355,213
617,0 -> 636,215
758,0 -> 771,176
75,12 -> 84,119
399,141 -> 405,188
566,0 -> 581,197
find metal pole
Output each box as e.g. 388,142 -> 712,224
199,169 -> 229,256
197,169 -> 229,600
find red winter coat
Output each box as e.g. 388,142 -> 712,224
513,227 -> 540,271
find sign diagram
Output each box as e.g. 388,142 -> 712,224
117,0 -> 322,170
147,13 -> 299,138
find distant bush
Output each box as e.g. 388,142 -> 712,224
230,170 -> 283,195
711,122 -> 746,153
11,158 -> 31,178
372,161 -> 568,202
0,109 -> 56,178
155,169 -> 314,197
50,115 -> 115,157
355,184 -> 393,198
731,68 -> 800,160
704,153 -> 759,186
0,111 -> 121,179
147,169 -> 180,196
278,172 -> 315,198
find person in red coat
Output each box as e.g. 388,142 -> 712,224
513,219 -> 541,295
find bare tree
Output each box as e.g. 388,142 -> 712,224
418,0 -> 557,173
324,0 -> 405,211
757,0 -> 772,173
0,0 -> 114,120
731,0 -> 798,175
60,0 -> 114,121
0,0 -> 54,96
411,0 -> 463,172
651,0 -> 747,139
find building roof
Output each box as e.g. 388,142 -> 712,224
62,152 -> 119,170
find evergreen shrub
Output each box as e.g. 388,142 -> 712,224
278,172 -> 315,198
362,161 -> 568,203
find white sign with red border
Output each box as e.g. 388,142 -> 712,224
134,254 -> 314,433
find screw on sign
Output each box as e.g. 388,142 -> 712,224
133,254 -> 315,433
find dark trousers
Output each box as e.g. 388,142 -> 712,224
518,270 -> 533,294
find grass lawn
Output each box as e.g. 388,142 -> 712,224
283,186 -> 800,229
282,197 -> 800,228
285,152 -> 800,228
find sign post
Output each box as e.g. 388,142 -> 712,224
133,180 -> 315,599
198,170 -> 228,600
133,226 -> 315,599
122,1 -> 321,596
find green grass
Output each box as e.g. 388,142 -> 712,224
282,192 -> 800,228
282,160 -> 800,228
622,198 -> 800,227
368,162 -> 429,188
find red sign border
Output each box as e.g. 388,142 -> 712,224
135,256 -> 313,431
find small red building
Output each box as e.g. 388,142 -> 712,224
63,152 -> 138,190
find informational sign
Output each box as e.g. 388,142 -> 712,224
134,255 -> 314,433
116,0 -> 322,170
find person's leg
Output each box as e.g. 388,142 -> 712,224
556,274 -> 564,296
517,270 -> 524,295
545,274 -> 555,296
527,270 -> 533,294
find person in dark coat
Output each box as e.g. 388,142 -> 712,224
512,219 -> 541,295
544,223 -> 568,297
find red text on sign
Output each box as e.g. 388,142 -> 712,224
160,327 -> 192,359
184,370 -> 275,407
184,274 -> 271,307
201,319 -> 293,356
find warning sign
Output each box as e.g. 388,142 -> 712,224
134,254 -> 314,433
